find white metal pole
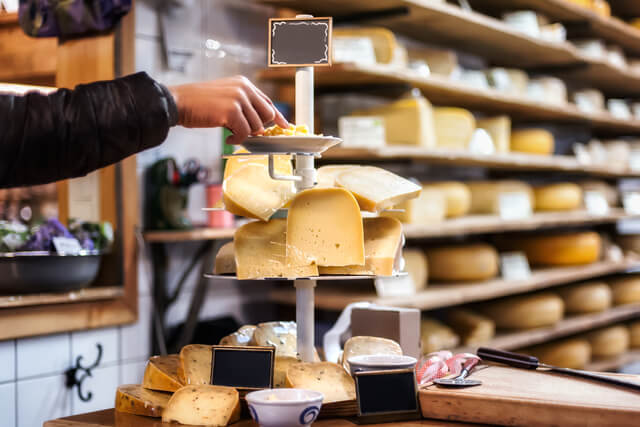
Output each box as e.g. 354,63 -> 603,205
295,280 -> 316,362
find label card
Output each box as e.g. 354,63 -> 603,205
500,252 -> 531,281
211,345 -> 275,390
584,191 -> 610,216
333,37 -> 376,65
339,116 -> 386,149
623,192 -> 640,215
499,192 -> 532,220
355,369 -> 420,422
374,275 -> 415,298
268,17 -> 332,67
52,237 -> 83,255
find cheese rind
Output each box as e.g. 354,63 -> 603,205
584,325 -> 630,358
213,242 -> 235,275
115,385 -> 171,418
467,181 -> 534,214
609,276 -> 640,305
445,309 -> 495,345
527,339 -> 591,369
403,248 -> 428,290
499,232 -> 601,266
178,344 -> 212,386
342,336 -> 403,371
558,282 -> 612,314
428,182 -> 471,217
510,129 -> 554,155
481,293 -> 564,329
533,183 -> 583,211
142,355 -> 184,393
285,362 -> 356,403
421,317 -> 460,354
433,107 -> 476,150
161,385 -> 240,426
424,243 -> 499,282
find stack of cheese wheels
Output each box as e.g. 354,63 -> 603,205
533,183 -> 583,211
498,231 -> 601,266
510,128 -> 554,155
424,243 -> 499,282
403,248 -> 429,290
557,281 -> 612,314
421,317 -> 460,354
582,325 -> 630,358
467,180 -> 534,214
445,308 -> 495,345
629,320 -> 640,348
480,292 -> 565,329
609,275 -> 640,305
427,181 -> 471,218
526,338 -> 592,369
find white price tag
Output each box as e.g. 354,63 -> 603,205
584,191 -> 609,216
333,37 -> 377,66
623,193 -> 640,215
630,150 -> 640,172
500,252 -> 531,281
499,192 -> 532,220
374,275 -> 415,298
338,116 -> 386,149
52,237 -> 83,255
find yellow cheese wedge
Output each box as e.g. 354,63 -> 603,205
219,325 -> 256,346
433,107 -> 476,150
527,339 -> 591,369
476,116 -> 511,153
584,325 -> 630,358
629,321 -> 640,348
162,385 -> 240,426
424,243 -> 499,282
274,356 -> 301,388
335,166 -> 422,212
467,180 -> 534,214
510,129 -> 554,155
499,232 -> 601,267
287,188 -> 364,267
142,355 -> 184,393
178,344 -> 211,386
319,217 -> 403,276
481,292 -> 564,329
253,321 -> 298,358
421,317 -> 460,354
403,248 -> 429,290
534,183 -> 583,211
316,165 -> 360,188
234,219 -> 318,279
382,185 -> 446,224
445,309 -> 495,345
558,281 -> 612,314
115,384 -> 171,418
334,27 -> 399,64
342,336 -> 403,371
213,242 -> 235,275
609,276 -> 640,305
285,362 -> 356,403
427,182 -> 471,217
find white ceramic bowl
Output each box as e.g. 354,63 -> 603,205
245,388 -> 324,427
347,354 -> 418,375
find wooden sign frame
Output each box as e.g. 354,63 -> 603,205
354,368 -> 421,424
268,16 -> 332,67
211,345 -> 275,391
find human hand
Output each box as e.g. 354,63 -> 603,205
168,76 -> 289,144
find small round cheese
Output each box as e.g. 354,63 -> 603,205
558,281 -> 612,314
482,292 -> 565,329
534,183 -> 583,211
527,338 -> 591,369
584,325 -> 630,358
609,276 -> 640,305
425,243 -> 499,282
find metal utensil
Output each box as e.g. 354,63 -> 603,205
434,358 -> 482,387
478,347 -> 640,392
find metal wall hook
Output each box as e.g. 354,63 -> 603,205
65,343 -> 103,402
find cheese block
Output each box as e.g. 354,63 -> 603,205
287,188 -> 364,267
445,309 -> 495,345
573,89 -> 605,114
584,325 -> 630,358
274,356 -> 301,388
335,166 -> 422,212
527,77 -> 567,106
510,129 -> 554,155
579,181 -> 618,207
629,321 -> 640,348
558,281 -> 612,314
178,344 -> 212,386
477,116 -> 511,153
407,46 -> 458,77
253,321 -> 298,358
316,165 -> 359,188
319,217 -> 403,276
433,107 -> 476,150
527,339 -> 591,369
342,336 -> 403,371
382,185 -> 446,224
285,362 -> 356,403
115,384 -> 171,417
351,95 -> 436,148
609,276 -> 640,305
219,325 -> 256,346
234,219 -> 318,279
428,182 -> 471,217
533,183 -> 583,211
486,68 -> 529,97
467,181 -> 534,214
142,355 -> 184,392
499,232 -> 601,266
213,242 -> 235,275
421,317 -> 460,354
481,293 -> 564,329
334,27 -> 400,65
404,248 -> 428,290
425,243 -> 499,282
162,385 -> 240,426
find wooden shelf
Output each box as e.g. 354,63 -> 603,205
144,227 -> 235,243
0,12 -> 18,26
270,258 -> 640,311
259,64 -> 640,135
586,349 -> 640,372
0,286 -> 124,309
554,56 -> 640,98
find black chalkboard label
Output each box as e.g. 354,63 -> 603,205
355,369 -> 419,419
211,345 -> 275,390
268,17 -> 332,67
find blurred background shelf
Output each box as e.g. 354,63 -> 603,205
0,286 -> 124,309
144,227 -> 235,243
610,0 -> 640,18
586,349 -> 640,371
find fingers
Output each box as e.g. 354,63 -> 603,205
236,90 -> 265,135
252,84 -> 289,128
225,107 -> 252,145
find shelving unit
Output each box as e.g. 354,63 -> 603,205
586,349 -> 640,371
0,286 -> 124,309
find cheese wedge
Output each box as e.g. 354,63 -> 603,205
584,325 -> 630,358
274,356 -> 301,388
342,336 -> 403,371
427,182 -> 471,217
334,27 -> 399,64
178,344 -> 212,386
629,321 -> 640,348
253,321 -> 298,358
527,339 -> 591,369
287,188 -> 364,267
213,242 -> 235,274
609,276 -> 640,305
142,355 -> 184,393
499,232 -> 601,266
445,309 -> 495,345
285,362 -> 356,403
421,317 -> 460,354
404,248 -> 428,290
558,282 -> 612,314
424,243 -> 499,282
510,129 -> 554,155
477,116 -> 511,153
219,325 -> 256,346
162,385 -> 240,426
316,165 -> 359,188
234,219 -> 318,279
481,293 -> 564,329
115,384 -> 171,418
319,217 -> 403,276
335,166 -> 422,212
382,185 -> 446,224
467,181 -> 534,214
433,107 -> 476,150
534,183 -> 583,211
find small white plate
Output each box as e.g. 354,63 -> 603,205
242,135 -> 342,154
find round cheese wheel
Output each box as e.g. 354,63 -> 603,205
445,308 -> 495,345
467,181 -> 534,214
609,276 -> 640,305
403,248 -> 429,290
510,129 -> 554,155
482,292 -> 565,329
424,243 -> 499,282
527,338 -> 592,369
584,325 -> 630,358
534,183 -> 583,211
427,181 -> 471,218
500,231 -> 601,267
629,321 -> 640,348
558,281 -> 612,314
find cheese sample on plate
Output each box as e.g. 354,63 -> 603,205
609,276 -> 640,305
445,308 -> 495,345
403,248 -> 428,290
428,181 -> 471,217
286,362 -> 356,403
421,317 -> 460,354
424,243 -> 499,282
342,336 -> 403,371
433,107 -> 476,150
263,123 -> 311,136
162,385 -> 241,426
178,344 -> 212,386
467,181 -> 534,214
382,185 -> 446,224
583,325 -> 630,358
510,129 -> 554,155
213,242 -> 235,275
235,219 -> 318,279
253,321 -> 298,358
533,183 -> 583,211
115,384 -> 171,417
499,232 -> 601,266
476,115 -> 511,153
319,217 -> 403,276
527,339 -> 592,369
481,292 -> 564,329
629,321 -> 640,348
558,281 -> 612,314
316,165 -> 359,188
335,166 -> 422,212
142,355 -> 184,392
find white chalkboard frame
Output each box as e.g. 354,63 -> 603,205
268,16 -> 333,67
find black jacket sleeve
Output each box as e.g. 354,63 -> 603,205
0,72 -> 178,188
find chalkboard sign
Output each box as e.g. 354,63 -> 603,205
211,346 -> 275,390
268,17 -> 332,67
354,369 -> 420,421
